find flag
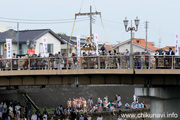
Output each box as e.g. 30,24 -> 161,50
6,39 -> 12,58
175,35 -> 179,55
77,36 -> 81,57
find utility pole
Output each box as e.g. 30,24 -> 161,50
159,38 -> 161,48
75,6 -> 101,42
90,6 -> 92,42
145,21 -> 149,50
16,23 -> 19,55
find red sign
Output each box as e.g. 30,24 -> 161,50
28,49 -> 35,54
75,44 -> 77,49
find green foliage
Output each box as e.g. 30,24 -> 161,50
57,33 -> 67,36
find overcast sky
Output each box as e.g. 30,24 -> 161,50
0,0 -> 179,49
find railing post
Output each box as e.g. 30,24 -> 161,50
66,57 -> 68,70
80,57 -> 82,69
172,55 -> 174,69
48,57 -> 50,70
148,55 -> 150,69
28,58 -> 30,70
10,59 -> 12,71
98,56 -> 100,69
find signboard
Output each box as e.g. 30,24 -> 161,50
42,37 -> 48,57
175,35 -> 179,55
6,39 -> 12,58
94,34 -> 99,56
77,36 -> 80,57
28,49 -> 35,54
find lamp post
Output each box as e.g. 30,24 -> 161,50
123,17 -> 140,69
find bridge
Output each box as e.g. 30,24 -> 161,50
0,55 -> 180,120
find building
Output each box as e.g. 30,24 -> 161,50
0,29 -> 65,57
113,38 -> 158,54
59,35 -> 87,55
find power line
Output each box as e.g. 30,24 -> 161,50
79,0 -> 84,13
0,19 -> 89,24
92,0 -> 97,12
0,16 -> 88,22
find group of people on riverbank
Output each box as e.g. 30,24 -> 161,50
0,95 -> 148,120
0,101 -> 31,120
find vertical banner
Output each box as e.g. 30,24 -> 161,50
94,34 -> 99,56
6,39 -> 12,58
42,37 -> 48,57
175,35 -> 179,55
77,36 -> 81,57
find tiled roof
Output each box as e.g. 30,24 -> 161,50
159,46 -> 180,51
133,39 -> 158,51
0,29 -> 65,43
113,38 -> 158,51
59,35 -> 86,45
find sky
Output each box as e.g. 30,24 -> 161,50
0,0 -> 179,48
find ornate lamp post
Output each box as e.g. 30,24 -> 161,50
123,17 -> 140,69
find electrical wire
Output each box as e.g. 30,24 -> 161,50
92,0 -> 97,12
0,16 -> 88,22
0,19 -> 89,24
79,0 -> 84,13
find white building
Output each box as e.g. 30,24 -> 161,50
113,38 -> 158,55
0,29 -> 65,57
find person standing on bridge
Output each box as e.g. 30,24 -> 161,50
124,49 -> 130,69
167,48 -> 175,69
144,49 -> 150,69
155,50 -> 160,69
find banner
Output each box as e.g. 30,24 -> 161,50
175,35 -> 179,55
77,36 -> 81,57
94,34 -> 99,56
6,39 -> 12,58
42,37 -> 48,57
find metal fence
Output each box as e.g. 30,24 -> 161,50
0,55 -> 179,71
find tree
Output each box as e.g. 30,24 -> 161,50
56,33 -> 67,36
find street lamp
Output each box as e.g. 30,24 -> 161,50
123,17 -> 140,69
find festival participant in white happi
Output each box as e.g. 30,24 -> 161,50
97,98 -> 102,113
82,98 -> 87,112
67,98 -> 72,109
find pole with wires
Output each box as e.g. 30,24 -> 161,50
145,21 -> 149,50
16,22 -> 19,55
90,6 -> 92,42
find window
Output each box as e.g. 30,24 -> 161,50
39,43 -> 53,53
48,44 -> 53,53
21,44 -> 28,55
137,40 -> 140,43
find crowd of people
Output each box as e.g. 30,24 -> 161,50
0,101 -> 31,120
52,95 -> 148,120
0,44 -> 178,70
0,94 -> 149,120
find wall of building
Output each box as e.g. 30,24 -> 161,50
117,43 -> 154,55
35,33 -> 61,56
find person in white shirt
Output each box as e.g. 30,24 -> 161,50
31,112 -> 37,120
15,104 -> 21,113
43,113 -> 48,120
97,115 -> 103,120
87,115 -> 92,120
